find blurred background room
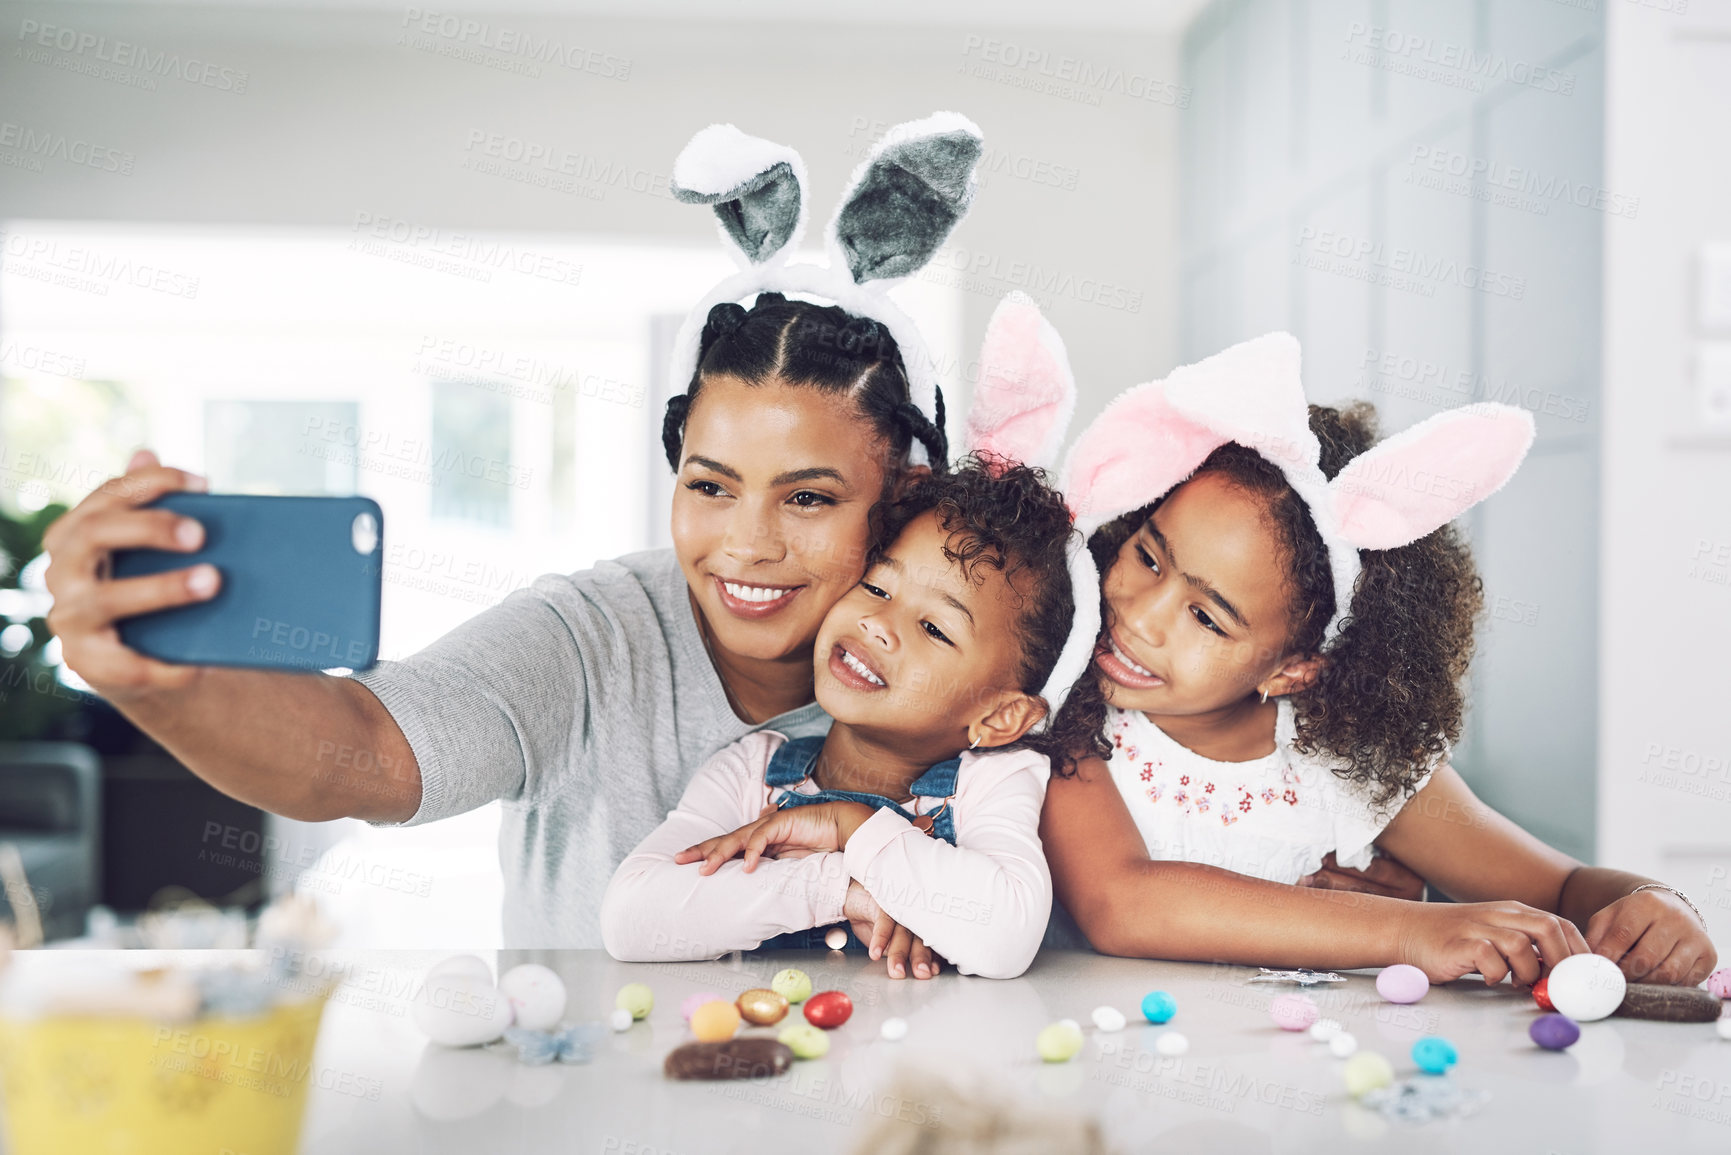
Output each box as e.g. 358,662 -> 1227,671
0,0 -> 1727,952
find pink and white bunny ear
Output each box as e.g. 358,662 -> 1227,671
1059,379 -> 1226,536
1330,403 -> 1536,550
671,124 -> 808,268
1163,331 -> 1318,473
963,292 -> 1076,471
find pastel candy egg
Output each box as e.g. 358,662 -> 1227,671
1546,954 -> 1626,1023
1270,993 -> 1319,1031
771,968 -> 813,1004
779,1022 -> 830,1059
1308,1018 -> 1342,1041
690,1000 -> 741,1043
498,964 -> 566,1031
1411,1036 -> 1458,1074
803,990 -> 853,1030
1091,1006 -> 1127,1033
824,927 -> 848,950
681,991 -> 724,1022
736,988 -> 789,1026
1154,1031 -> 1189,1056
1532,976 -> 1554,1011
1706,968 -> 1731,999
1716,1017 -> 1731,1041
1328,1031 -> 1359,1058
615,982 -> 654,1021
1376,964 -> 1429,1004
413,973 -> 513,1047
1529,1013 -> 1580,1050
608,1007 -> 634,1032
881,1017 -> 908,1041
1343,1051 -> 1395,1097
1140,990 -> 1177,1024
1036,1020 -> 1084,1062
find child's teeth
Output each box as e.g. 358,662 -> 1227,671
724,581 -> 788,604
1112,638 -> 1155,678
841,649 -> 885,686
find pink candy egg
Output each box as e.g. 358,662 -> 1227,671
1376,964 -> 1429,1005
1270,993 -> 1319,1031
681,991 -> 724,1021
1707,968 -> 1731,999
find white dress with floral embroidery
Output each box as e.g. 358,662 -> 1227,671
1104,700 -> 1433,884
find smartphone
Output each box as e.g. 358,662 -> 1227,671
112,493 -> 383,673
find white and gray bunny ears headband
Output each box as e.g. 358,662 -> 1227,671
1057,331 -> 1538,655
667,112 -> 985,466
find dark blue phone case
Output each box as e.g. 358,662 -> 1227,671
112,493 -> 383,672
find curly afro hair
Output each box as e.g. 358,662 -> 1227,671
879,454 -> 1086,769
1052,402 -> 1484,807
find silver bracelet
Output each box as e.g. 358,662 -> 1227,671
1629,883 -> 1708,929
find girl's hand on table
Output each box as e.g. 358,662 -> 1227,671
1397,900 -> 1589,986
674,801 -> 875,874
844,880 -> 945,979
1585,889 -> 1718,985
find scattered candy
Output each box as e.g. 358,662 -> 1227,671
1091,1006 -> 1127,1033
1717,1017 -> 1731,1041
498,964 -> 567,1032
1154,1030 -> 1189,1056
771,968 -> 813,1004
1360,1077 -> 1489,1123
1140,990 -> 1177,1024
665,1039 -> 794,1080
1546,954 -> 1626,1023
1529,1013 -> 1580,1050
1328,1031 -> 1359,1058
1531,975 -> 1553,1011
1707,968 -> 1731,999
681,991 -> 724,1022
609,1008 -> 634,1032
615,982 -> 654,1021
1375,965 -> 1429,1005
413,973 -> 514,1047
778,1023 -> 830,1059
881,1017 -> 908,1041
1308,1018 -> 1341,1042
502,1023 -> 602,1065
691,1000 -> 741,1043
1410,1036 -> 1458,1075
804,990 -> 853,1029
1615,983 -> 1722,1023
736,988 -> 789,1026
1343,1051 -> 1395,1097
825,927 -> 849,950
1270,993 -> 1319,1031
1036,1020 -> 1085,1062
1248,968 -> 1345,985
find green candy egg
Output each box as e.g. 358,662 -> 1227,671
1036,1020 -> 1084,1063
770,968 -> 813,1004
778,1022 -> 830,1059
1343,1051 -> 1395,1097
615,982 -> 654,1020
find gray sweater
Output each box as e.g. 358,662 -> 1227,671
349,548 -> 830,947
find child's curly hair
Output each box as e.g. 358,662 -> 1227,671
1053,402 -> 1484,806
881,454 -> 1087,769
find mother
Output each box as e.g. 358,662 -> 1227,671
41,114 -> 983,951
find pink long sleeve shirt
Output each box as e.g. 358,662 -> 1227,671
599,730 -> 1053,979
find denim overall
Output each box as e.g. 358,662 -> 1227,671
756,735 -> 958,953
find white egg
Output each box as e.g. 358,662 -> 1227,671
1717,1016 -> 1731,1042
609,1007 -> 634,1032
1546,954 -> 1627,1023
498,963 -> 567,1031
413,972 -> 513,1046
825,927 -> 849,950
427,954 -> 494,986
1091,1006 -> 1127,1033
881,1017 -> 909,1041
1155,1031 -> 1189,1056
1328,1031 -> 1359,1058
1309,1018 -> 1342,1041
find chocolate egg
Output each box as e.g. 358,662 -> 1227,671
803,990 -> 852,1029
1532,975 -> 1553,1011
665,1038 -> 794,1080
736,988 -> 789,1025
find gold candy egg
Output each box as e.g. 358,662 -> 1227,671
735,988 -> 790,1026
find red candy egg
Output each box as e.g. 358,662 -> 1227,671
803,990 -> 853,1030
1532,976 -> 1553,1012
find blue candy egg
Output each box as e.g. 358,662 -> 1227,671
1411,1035 -> 1458,1074
1529,1013 -> 1580,1051
1141,990 -> 1177,1024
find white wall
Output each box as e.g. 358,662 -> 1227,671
1599,0 -> 1731,943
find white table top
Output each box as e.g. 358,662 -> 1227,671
12,947 -> 1731,1154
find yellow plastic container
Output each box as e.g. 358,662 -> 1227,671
0,994 -> 330,1155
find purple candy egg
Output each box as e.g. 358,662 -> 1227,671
1529,1013 -> 1580,1051
1375,964 -> 1429,1005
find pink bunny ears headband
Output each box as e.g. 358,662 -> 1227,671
668,113 -> 985,467
1058,331 -> 1538,652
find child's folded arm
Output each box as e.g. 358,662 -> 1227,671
599,736 -> 849,961
843,750 -> 1052,980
